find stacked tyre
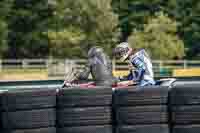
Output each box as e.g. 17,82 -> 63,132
170,84 -> 200,133
1,88 -> 57,133
114,86 -> 169,133
57,87 -> 113,133
0,90 -> 7,133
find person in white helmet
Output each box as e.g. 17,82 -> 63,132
113,42 -> 155,86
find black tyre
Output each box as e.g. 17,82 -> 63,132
0,90 -> 7,111
1,88 -> 57,111
116,125 -> 169,133
57,107 -> 112,127
2,109 -> 56,129
170,86 -> 200,105
57,87 -> 112,107
2,127 -> 56,133
172,81 -> 200,87
0,90 -> 7,130
57,125 -> 112,133
114,86 -> 169,106
173,125 -> 200,133
116,105 -> 168,125
172,105 -> 200,124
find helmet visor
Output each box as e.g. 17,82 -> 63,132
114,47 -> 129,61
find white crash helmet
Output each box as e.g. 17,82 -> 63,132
114,42 -> 132,61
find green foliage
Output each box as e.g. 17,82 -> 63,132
112,0 -> 200,59
128,12 -> 185,59
111,0 -> 166,41
6,0 -> 52,58
0,0 -> 198,59
47,0 -> 120,58
166,0 -> 200,59
0,0 -> 12,58
47,27 -> 86,58
0,20 -> 8,58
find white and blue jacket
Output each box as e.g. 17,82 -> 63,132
128,49 -> 155,86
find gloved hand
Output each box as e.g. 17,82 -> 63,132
118,76 -> 125,81
117,75 -> 128,81
62,68 -> 80,88
62,81 -> 79,88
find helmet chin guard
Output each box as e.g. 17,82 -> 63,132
120,48 -> 132,61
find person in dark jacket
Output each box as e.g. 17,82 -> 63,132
63,46 -> 114,87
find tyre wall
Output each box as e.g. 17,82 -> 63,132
0,88 -> 57,133
170,82 -> 200,133
113,86 -> 170,133
57,87 -> 113,133
0,80 -> 200,133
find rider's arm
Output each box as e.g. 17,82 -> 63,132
117,70 -> 137,86
118,70 -> 134,81
117,80 -> 135,86
132,57 -> 146,82
76,61 -> 91,80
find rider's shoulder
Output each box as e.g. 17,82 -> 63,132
138,49 -> 146,53
133,49 -> 145,57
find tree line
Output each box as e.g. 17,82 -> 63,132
0,0 -> 199,59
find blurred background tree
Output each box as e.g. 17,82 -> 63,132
0,0 -> 199,59
0,19 -> 8,58
128,12 -> 185,59
166,0 -> 200,59
47,0 -> 120,58
112,0 -> 200,59
5,0 -> 52,58
0,0 -> 12,58
111,0 -> 166,41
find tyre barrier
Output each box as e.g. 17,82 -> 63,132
0,82 -> 200,133
170,84 -> 200,133
57,86 -> 113,133
116,125 -> 169,133
114,86 -> 169,133
0,91 -> 5,132
0,88 -> 57,133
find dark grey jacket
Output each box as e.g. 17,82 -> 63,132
77,47 -> 113,86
